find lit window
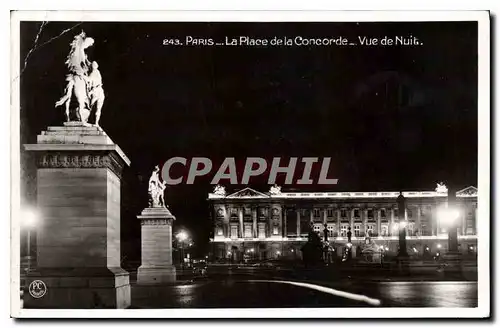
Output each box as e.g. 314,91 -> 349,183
381,225 -> 388,236
407,223 -> 415,236
244,225 -> 252,238
230,226 -> 238,239
354,224 -> 361,237
340,225 -> 349,237
258,225 -> 266,238
217,227 -> 223,236
366,224 -> 374,236
327,224 -> 335,237
421,224 -> 429,236
272,225 -> 279,235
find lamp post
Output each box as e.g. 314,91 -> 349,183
437,206 -> 460,252
397,192 -> 408,258
323,223 -> 329,263
176,230 -> 188,269
22,209 -> 38,273
346,226 -> 352,260
437,195 -> 462,277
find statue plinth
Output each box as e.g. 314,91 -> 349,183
23,123 -> 131,308
137,207 -> 177,284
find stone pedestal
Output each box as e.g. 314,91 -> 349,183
137,207 -> 176,284
23,122 -> 131,308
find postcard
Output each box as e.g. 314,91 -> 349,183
10,10 -> 490,318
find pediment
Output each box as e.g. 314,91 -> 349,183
226,187 -> 270,199
456,186 -> 477,197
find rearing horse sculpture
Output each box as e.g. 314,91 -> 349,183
55,32 -> 94,123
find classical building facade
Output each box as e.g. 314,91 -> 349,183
208,185 -> 478,262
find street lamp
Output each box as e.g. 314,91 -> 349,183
437,206 -> 460,252
396,192 -> 408,258
22,209 -> 38,273
346,226 -> 353,260
176,230 -> 188,268
437,207 -> 460,226
177,230 -> 188,242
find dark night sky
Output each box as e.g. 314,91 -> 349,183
19,21 -> 478,261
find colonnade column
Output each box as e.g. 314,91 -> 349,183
238,207 -> 244,238
390,208 -> 395,236
252,207 -> 257,238
377,209 -> 381,236
336,209 -> 341,237
283,207 -> 287,238
296,210 -> 301,236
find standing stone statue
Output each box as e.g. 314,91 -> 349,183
55,31 -> 104,126
148,165 -> 167,208
138,167 -> 176,285
87,61 -> 105,126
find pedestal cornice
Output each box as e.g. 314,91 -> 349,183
24,123 -> 130,178
137,207 -> 176,225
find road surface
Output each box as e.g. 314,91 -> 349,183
131,267 -> 477,308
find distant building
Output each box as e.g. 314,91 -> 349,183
208,185 -> 478,262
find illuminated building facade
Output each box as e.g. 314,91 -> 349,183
208,184 -> 478,262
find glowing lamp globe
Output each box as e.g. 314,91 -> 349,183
23,209 -> 38,228
176,231 -> 188,241
437,207 -> 460,226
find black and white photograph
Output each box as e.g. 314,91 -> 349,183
10,11 -> 490,318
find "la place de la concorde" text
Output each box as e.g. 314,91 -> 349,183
165,35 -> 423,47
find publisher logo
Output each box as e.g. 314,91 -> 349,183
28,280 -> 47,298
